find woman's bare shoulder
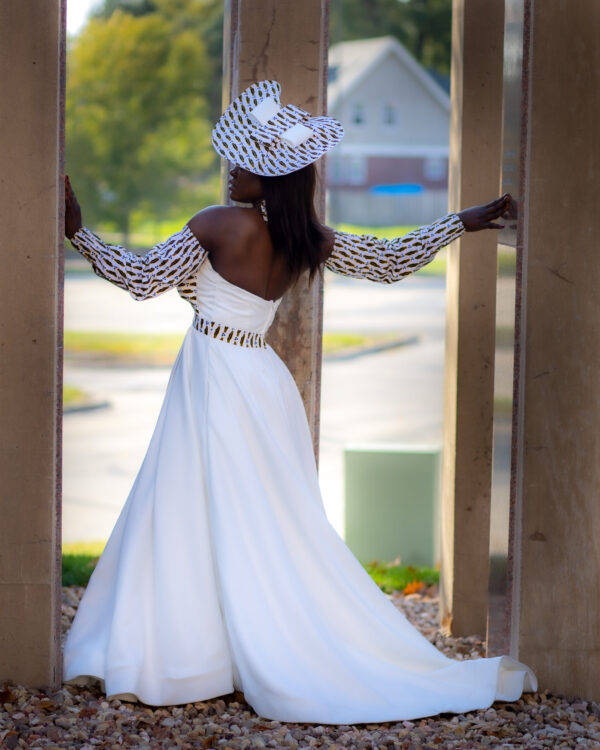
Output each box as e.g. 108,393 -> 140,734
187,205 -> 232,235
187,205 -> 260,247
320,224 -> 336,263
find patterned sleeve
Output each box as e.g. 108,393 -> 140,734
69,224 -> 207,301
324,213 -> 465,283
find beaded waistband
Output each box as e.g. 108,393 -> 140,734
193,314 -> 267,349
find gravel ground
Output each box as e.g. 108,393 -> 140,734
1,586 -> 599,749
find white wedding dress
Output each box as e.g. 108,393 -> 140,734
63,217 -> 537,724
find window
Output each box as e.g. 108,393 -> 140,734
423,157 -> 447,182
351,102 -> 365,125
348,156 -> 367,185
382,103 -> 397,126
327,156 -> 344,186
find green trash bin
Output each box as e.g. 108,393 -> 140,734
344,443 -> 441,567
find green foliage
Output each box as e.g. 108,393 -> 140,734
363,560 -> 440,594
92,0 -> 157,18
62,541 -> 107,587
67,7 -> 218,237
91,0 -> 225,123
330,0 -> 452,75
62,541 -> 438,591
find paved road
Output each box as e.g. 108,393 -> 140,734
63,269 -> 510,550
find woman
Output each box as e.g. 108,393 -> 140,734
63,80 -> 536,723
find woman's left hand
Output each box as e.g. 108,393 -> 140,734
65,175 -> 83,239
457,193 -> 514,232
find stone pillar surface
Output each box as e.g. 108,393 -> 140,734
440,0 -> 504,637
508,0 -> 600,699
485,0 -> 524,658
0,1 -> 65,688
222,0 -> 328,457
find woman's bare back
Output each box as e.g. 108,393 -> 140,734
187,205 -> 334,302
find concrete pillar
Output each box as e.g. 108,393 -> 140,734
485,0 -> 524,659
506,0 -> 600,699
440,0 -> 504,637
0,1 -> 65,688
222,0 -> 328,456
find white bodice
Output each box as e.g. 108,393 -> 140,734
195,257 -> 282,335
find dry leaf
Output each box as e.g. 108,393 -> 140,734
403,579 -> 426,595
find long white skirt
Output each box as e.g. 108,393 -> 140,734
63,325 -> 537,723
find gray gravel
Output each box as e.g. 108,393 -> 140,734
1,586 -> 599,749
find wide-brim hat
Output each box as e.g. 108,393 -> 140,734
212,79 -> 344,177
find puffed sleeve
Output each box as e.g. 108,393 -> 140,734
324,213 -> 465,283
69,224 -> 208,301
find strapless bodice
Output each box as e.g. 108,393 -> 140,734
195,257 -> 282,335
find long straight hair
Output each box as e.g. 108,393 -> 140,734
259,163 -> 326,283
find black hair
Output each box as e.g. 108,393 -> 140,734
258,163 -> 326,283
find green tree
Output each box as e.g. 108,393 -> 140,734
91,0 -> 157,17
330,0 -> 452,75
91,0 -> 225,124
67,9 -> 217,239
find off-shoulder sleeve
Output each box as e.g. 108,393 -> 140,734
69,224 -> 208,301
324,213 -> 465,283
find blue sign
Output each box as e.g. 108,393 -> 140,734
370,184 -> 425,195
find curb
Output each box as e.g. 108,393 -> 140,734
324,335 -> 419,362
63,400 -> 111,415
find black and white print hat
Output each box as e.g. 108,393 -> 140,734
212,80 -> 344,176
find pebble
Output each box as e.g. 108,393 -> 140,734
1,585 -> 599,750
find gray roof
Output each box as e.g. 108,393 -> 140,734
328,36 -> 450,112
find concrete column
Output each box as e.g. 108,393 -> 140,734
222,0 -> 328,456
508,0 -> 600,699
440,0 -> 504,637
0,1 -> 65,688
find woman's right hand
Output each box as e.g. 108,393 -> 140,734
457,193 -> 514,232
65,175 -> 83,239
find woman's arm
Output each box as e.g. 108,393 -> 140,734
324,195 -> 510,284
65,176 -> 207,301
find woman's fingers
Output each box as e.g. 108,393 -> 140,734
486,198 -> 511,219
487,194 -> 510,211
457,194 -> 512,231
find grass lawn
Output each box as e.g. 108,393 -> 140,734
63,385 -> 91,408
62,540 -> 438,594
64,331 -> 186,366
63,330 -> 402,365
62,540 -> 106,587
364,560 -> 440,595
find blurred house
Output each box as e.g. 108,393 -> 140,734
327,36 -> 450,226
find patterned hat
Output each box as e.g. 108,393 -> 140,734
212,79 -> 344,176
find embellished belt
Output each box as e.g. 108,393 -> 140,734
192,314 -> 267,349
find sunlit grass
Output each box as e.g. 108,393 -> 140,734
63,384 -> 90,407
362,560 -> 440,594
64,330 -> 186,365
62,540 -> 107,587
61,539 -> 438,593
63,330 -> 402,364
333,224 -> 418,238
